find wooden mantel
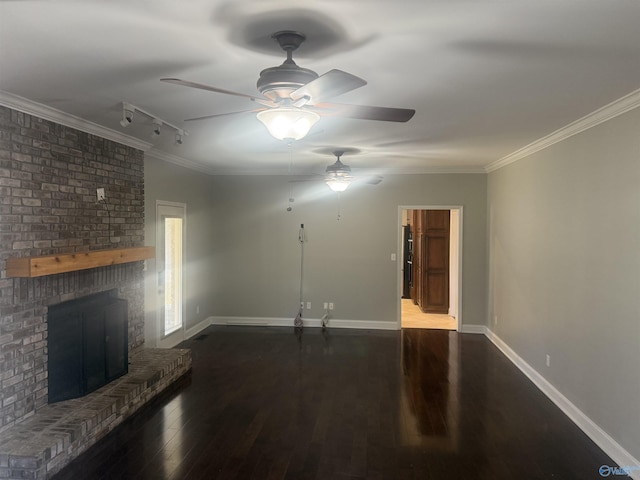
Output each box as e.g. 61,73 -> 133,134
5,246 -> 155,278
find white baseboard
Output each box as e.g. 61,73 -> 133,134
485,328 -> 640,480
185,317 -> 214,339
193,318 -> 486,335
207,316 -> 398,331
459,324 -> 487,334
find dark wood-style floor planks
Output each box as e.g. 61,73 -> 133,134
52,326 -> 625,480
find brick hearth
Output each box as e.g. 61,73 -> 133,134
0,347 -> 192,479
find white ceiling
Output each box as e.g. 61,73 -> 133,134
1,1 -> 639,176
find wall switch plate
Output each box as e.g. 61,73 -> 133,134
546,354 -> 551,367
494,315 -> 498,325
391,253 -> 397,261
323,302 -> 328,309
196,305 -> 200,314
306,302 -> 311,310
96,188 -> 105,201
329,302 -> 334,310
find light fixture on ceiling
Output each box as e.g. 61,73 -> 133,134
120,103 -> 134,127
325,152 -> 353,192
325,177 -> 351,192
118,102 -> 187,145
256,107 -> 320,141
151,119 -> 162,137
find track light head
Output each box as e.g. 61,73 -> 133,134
120,108 -> 134,128
151,119 -> 162,137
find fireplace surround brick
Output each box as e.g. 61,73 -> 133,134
0,105 -> 146,433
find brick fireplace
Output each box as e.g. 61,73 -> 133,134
0,105 -> 146,431
0,105 -> 192,479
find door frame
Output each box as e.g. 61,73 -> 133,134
397,205 -> 463,331
156,200 -> 187,348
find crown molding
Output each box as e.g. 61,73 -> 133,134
485,88 -> 640,173
145,149 -> 219,176
142,159 -> 487,176
377,166 -> 486,175
0,90 -> 153,152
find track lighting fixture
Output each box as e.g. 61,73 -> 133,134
118,101 -> 188,144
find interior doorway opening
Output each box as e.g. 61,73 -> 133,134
398,207 -> 462,331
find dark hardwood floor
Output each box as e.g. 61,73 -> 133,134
53,326 -> 623,479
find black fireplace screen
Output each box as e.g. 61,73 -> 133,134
47,290 -> 128,403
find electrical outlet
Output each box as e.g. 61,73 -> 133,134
546,354 -> 551,367
306,302 -> 311,310
391,253 -> 397,261
96,188 -> 105,202
329,302 -> 334,310
323,302 -> 328,309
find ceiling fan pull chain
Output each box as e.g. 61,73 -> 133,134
287,143 -> 295,212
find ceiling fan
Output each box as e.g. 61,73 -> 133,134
161,31 -> 415,141
291,150 -> 383,192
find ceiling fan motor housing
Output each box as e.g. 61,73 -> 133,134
326,158 -> 352,176
257,64 -> 318,102
257,30 -> 319,102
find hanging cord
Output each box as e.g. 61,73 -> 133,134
295,223 -> 305,328
298,224 -> 305,306
321,303 -> 330,329
98,196 -> 113,243
287,141 -> 294,212
336,192 -> 342,221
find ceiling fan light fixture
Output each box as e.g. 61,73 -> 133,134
256,107 -> 319,141
326,177 -> 351,192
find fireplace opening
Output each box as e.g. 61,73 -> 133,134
47,290 -> 128,403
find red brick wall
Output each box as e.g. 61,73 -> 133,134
0,106 -> 146,432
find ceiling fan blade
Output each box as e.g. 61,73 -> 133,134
161,78 -> 277,107
288,174 -> 324,183
365,175 -> 384,185
290,69 -> 366,106
314,102 -> 416,123
184,108 -> 265,122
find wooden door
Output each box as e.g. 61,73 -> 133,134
411,210 -> 424,306
420,210 -> 450,313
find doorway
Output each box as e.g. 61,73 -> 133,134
156,201 -> 186,348
398,207 -> 462,331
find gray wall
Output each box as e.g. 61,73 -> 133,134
487,107 -> 640,459
143,163 -> 487,334
207,172 -> 487,326
143,158 -> 216,346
